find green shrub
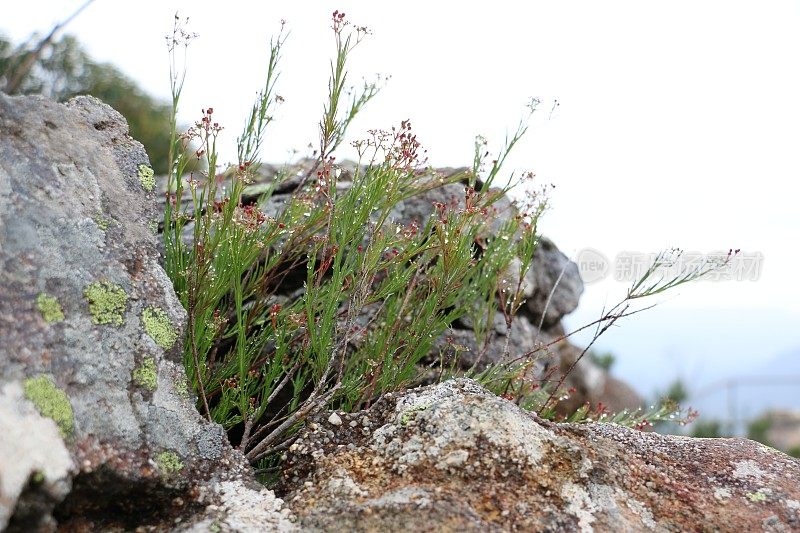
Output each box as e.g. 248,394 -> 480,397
162,12 -> 728,467
690,419 -> 723,438
588,350 -> 615,371
747,414 -> 774,446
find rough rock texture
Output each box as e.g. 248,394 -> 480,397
0,94 -> 289,530
178,480 -> 295,532
524,236 -> 584,329
281,379 -> 800,532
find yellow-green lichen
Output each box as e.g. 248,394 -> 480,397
36,293 -> 64,323
95,216 -> 112,231
155,451 -> 183,477
133,358 -> 158,391
84,281 -> 127,326
175,374 -> 191,401
138,164 -> 155,192
147,220 -> 159,234
400,403 -> 429,426
142,307 -> 178,349
23,375 -> 74,438
746,491 -> 767,503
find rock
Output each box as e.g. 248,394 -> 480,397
280,379 -> 800,532
178,480 -> 296,533
433,312 -> 553,372
598,375 -> 645,414
0,93 -> 254,530
0,382 -> 73,530
524,236 -> 584,328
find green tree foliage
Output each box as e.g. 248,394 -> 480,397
660,378 -> 689,405
690,419 -> 723,438
747,414 -> 773,446
0,33 -> 179,174
588,349 -> 615,371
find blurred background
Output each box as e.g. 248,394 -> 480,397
2,0 -> 798,450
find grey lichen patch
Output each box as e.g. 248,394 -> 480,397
132,357 -> 158,391
733,460 -> 767,481
138,163 -> 155,192
713,487 -> 732,502
142,306 -> 178,349
625,496 -> 656,530
155,450 -> 184,478
147,220 -> 159,234
23,375 -> 74,438
36,292 -> 65,323
84,281 -> 127,326
561,481 -> 597,533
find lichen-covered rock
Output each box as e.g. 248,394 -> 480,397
280,379 -> 800,532
178,480 -> 296,532
0,382 -> 73,531
0,93 -> 255,530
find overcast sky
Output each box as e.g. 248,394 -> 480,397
3,1 -> 799,400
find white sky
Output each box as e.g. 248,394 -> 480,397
3,1 -> 799,398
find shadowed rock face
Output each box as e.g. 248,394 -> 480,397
280,379 -> 800,532
0,94 -> 262,531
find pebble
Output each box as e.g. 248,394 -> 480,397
328,412 -> 342,426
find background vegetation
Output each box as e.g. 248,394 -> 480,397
1,33 -> 183,174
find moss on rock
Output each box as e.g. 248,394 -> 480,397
142,306 -> 178,349
36,292 -> 65,323
133,357 -> 158,391
23,375 -> 74,438
84,281 -> 127,326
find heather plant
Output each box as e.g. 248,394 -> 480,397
162,12 -> 731,468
